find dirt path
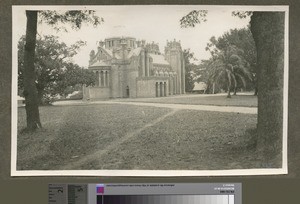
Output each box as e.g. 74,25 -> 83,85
54,100 -> 257,114
90,101 -> 257,114
60,109 -> 178,170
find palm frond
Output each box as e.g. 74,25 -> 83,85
234,73 -> 247,88
231,72 -> 237,88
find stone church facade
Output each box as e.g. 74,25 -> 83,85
83,36 -> 185,99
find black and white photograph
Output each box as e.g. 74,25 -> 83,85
11,5 -> 288,176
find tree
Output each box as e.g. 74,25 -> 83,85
250,12 -> 284,161
205,28 -> 257,94
207,45 -> 251,98
192,27 -> 256,95
193,60 -> 211,93
54,63 -> 97,98
18,35 -> 92,104
180,10 -> 285,163
183,49 -> 197,92
23,11 -> 41,130
23,10 -> 103,131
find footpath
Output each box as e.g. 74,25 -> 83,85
53,100 -> 257,114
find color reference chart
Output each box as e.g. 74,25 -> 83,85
48,184 -> 88,204
48,183 -> 241,204
68,184 -> 88,204
48,184 -> 68,204
96,195 -> 234,204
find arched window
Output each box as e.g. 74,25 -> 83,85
100,71 -> 104,86
138,66 -> 142,77
169,79 -> 171,95
173,76 -> 176,94
96,71 -> 99,86
126,86 -> 130,98
160,82 -> 163,97
105,71 -> 108,87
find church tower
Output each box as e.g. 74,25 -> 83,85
164,39 -> 185,94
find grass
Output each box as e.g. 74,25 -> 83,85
15,101 -> 277,171
17,104 -> 171,170
114,94 -> 258,107
84,110 -> 261,170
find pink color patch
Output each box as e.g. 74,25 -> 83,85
97,186 -> 104,194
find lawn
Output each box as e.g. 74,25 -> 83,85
17,102 -> 274,171
82,110 -> 261,170
115,94 -> 258,107
17,104 -> 171,170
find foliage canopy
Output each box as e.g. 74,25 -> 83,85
18,35 -> 96,104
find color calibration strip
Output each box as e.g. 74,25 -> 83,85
49,183 -> 241,204
97,195 -> 234,204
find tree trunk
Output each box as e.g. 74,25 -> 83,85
227,89 -> 231,98
254,86 -> 258,96
233,87 -> 237,95
37,88 -> 44,105
254,76 -> 258,95
250,12 -> 284,163
227,81 -> 231,98
23,11 -> 42,130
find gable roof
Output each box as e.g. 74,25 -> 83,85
90,60 -> 110,67
149,54 -> 170,65
100,47 -> 113,57
127,47 -> 142,58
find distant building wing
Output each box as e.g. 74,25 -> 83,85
193,82 -> 207,91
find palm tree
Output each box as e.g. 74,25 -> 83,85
208,45 -> 252,98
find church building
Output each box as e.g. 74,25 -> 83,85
83,36 -> 185,99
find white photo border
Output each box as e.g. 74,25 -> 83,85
11,5 -> 289,177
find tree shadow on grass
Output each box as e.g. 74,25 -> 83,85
228,128 -> 282,169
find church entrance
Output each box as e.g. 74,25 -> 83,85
160,82 -> 163,97
126,86 -> 130,98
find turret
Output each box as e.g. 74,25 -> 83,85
89,50 -> 95,65
146,41 -> 161,55
164,39 -> 185,94
104,36 -> 136,50
99,41 -> 105,47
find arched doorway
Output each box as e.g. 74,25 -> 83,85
160,82 -> 163,97
96,71 -> 99,86
155,82 -> 159,97
126,86 -> 130,98
100,71 -> 104,86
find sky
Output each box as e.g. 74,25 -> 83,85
13,6 -> 251,67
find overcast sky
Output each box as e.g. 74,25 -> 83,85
13,6 -> 251,67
